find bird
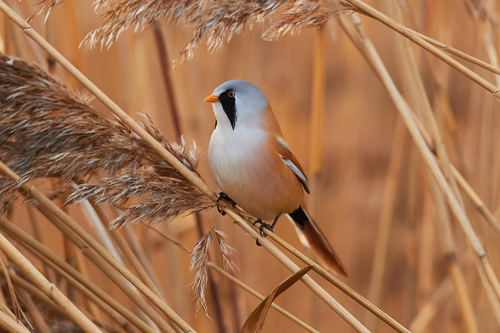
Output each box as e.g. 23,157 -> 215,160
204,79 -> 346,276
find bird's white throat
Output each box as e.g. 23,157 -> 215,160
209,123 -> 267,190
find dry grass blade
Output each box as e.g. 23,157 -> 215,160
0,309 -> 31,333
0,255 -> 25,327
241,266 -> 312,333
5,267 -> 51,333
190,230 -> 212,317
83,0 -> 341,63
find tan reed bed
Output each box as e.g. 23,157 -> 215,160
0,0 -> 500,332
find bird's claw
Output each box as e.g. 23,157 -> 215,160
216,192 -> 236,216
253,218 -> 274,246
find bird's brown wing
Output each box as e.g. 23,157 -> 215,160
274,136 -> 310,194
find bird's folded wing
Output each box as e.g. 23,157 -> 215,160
275,136 -> 310,194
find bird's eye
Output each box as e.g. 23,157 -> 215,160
228,91 -> 235,98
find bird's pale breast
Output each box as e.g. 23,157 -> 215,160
209,126 -> 303,221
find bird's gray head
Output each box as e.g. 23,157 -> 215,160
204,80 -> 269,130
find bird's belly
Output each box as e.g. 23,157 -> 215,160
209,131 -> 302,221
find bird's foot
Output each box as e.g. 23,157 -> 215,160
253,218 -> 274,246
216,192 -> 236,216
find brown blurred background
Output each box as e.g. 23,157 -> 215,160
3,0 -> 500,332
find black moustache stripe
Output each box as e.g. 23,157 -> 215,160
219,90 -> 236,129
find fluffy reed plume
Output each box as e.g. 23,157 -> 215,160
0,53 -> 215,225
213,229 -> 237,271
81,0 -> 341,63
190,231 -> 212,316
189,229 -> 237,316
67,173 -> 214,228
35,0 -> 66,18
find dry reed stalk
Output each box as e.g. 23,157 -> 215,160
452,165 -> 500,234
121,223 -> 178,332
340,9 -> 496,328
372,68 -> 500,237
364,117 -> 407,331
408,29 -> 500,77
81,201 -> 123,263
0,295 -> 17,327
471,253 -> 500,329
148,225 -> 321,333
152,24 -> 181,138
341,11 -> 500,314
0,231 -> 102,333
68,234 -> 103,324
400,103 -> 500,324
0,307 -> 31,333
0,216 -> 156,333
344,0 -> 500,101
0,5 -> 399,333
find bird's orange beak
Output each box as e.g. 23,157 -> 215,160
204,94 -> 219,103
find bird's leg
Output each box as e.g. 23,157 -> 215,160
268,213 -> 281,231
216,192 -> 236,216
253,214 -> 281,246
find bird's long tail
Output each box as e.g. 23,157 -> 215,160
287,206 -> 347,276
